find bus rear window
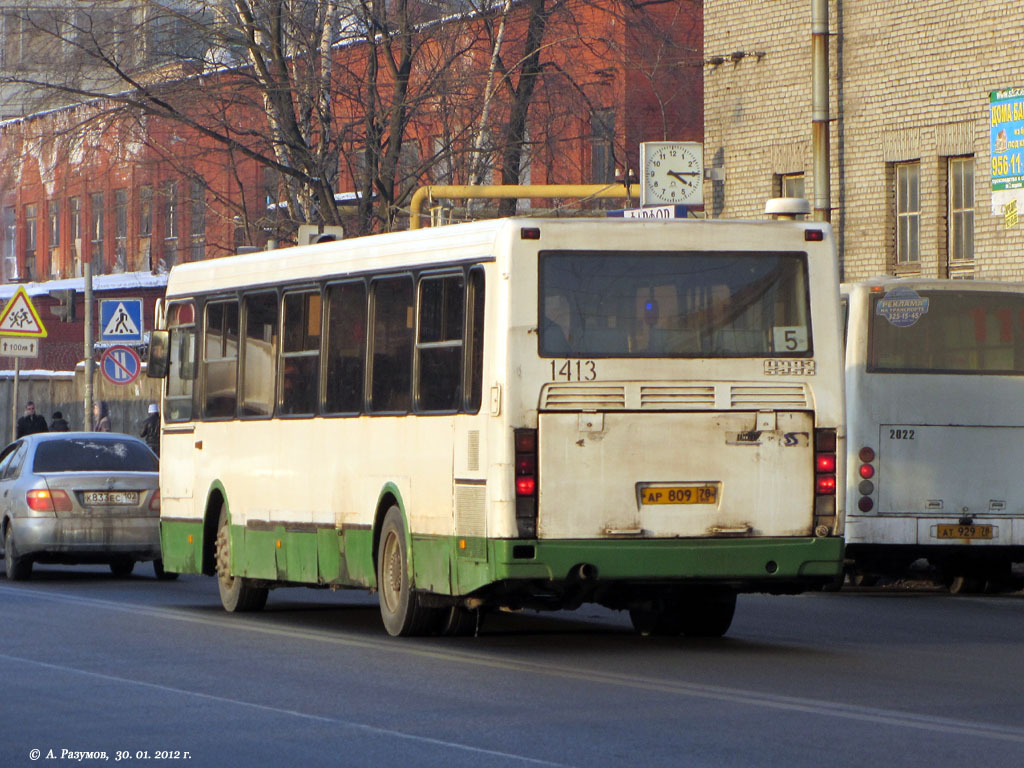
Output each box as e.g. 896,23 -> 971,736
868,290 -> 1024,374
538,250 -> 812,358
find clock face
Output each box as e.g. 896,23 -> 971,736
641,142 -> 703,206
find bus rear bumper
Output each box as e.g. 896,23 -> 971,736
486,536 -> 844,589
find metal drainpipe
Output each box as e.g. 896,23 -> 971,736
812,0 -> 831,223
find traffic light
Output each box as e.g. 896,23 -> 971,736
48,289 -> 76,322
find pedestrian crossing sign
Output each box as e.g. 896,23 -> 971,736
0,287 -> 48,337
100,299 -> 144,341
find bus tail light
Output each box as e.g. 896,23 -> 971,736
813,428 -> 837,536
857,446 -> 876,512
514,428 -> 537,538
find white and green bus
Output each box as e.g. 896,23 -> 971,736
842,278 -> 1024,592
148,211 -> 845,637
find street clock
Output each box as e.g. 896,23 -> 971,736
640,141 -> 703,207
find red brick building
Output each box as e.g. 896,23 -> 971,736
0,1 -> 703,371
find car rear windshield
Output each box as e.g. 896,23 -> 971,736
33,438 -> 158,473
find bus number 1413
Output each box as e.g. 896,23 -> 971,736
550,360 -> 597,381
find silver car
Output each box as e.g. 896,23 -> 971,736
0,432 -> 172,580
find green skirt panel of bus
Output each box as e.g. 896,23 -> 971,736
161,517 -> 841,594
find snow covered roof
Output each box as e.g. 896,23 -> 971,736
0,271 -> 168,299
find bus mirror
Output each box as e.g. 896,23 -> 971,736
147,330 -> 170,378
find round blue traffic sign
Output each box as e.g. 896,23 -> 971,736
100,345 -> 142,385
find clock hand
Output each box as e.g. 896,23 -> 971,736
666,170 -> 700,182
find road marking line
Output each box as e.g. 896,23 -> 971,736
4,585 -> 1024,745
0,650 -> 572,767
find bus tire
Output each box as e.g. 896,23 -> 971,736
109,558 -> 135,577
948,575 -> 984,595
377,506 -> 439,637
153,559 -> 179,581
215,504 -> 268,613
679,588 -> 736,638
4,526 -> 32,581
438,606 -> 478,637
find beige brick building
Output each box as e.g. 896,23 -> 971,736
703,1 -> 1024,282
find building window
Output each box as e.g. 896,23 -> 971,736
24,203 -> 37,280
162,181 -> 178,270
114,188 -> 128,272
69,196 -> 81,276
48,199 -> 60,277
949,157 -> 974,264
896,162 -> 920,265
2,206 -> 15,280
779,173 -> 805,199
189,180 -> 205,262
138,186 -> 153,272
590,109 -> 616,184
90,192 -> 104,274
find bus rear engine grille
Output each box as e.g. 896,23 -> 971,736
639,385 -> 716,408
541,384 -> 627,410
730,385 -> 809,409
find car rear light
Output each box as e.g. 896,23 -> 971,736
149,489 -> 161,512
514,428 -> 537,537
27,489 -> 72,513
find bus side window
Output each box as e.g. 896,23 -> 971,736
325,281 -> 367,414
279,289 -> 321,416
466,268 -> 485,412
203,299 -> 239,418
166,301 -> 196,423
241,291 -> 278,417
416,273 -> 464,412
370,276 -> 414,413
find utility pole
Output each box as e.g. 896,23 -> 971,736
84,263 -> 94,430
812,0 -> 831,223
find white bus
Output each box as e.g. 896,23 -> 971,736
842,278 -> 1024,592
148,212 -> 846,637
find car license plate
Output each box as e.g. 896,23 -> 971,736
83,491 -> 139,506
936,524 -> 993,540
640,485 -> 718,505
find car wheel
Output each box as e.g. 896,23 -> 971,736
377,506 -> 440,637
109,558 -> 135,577
215,503 -> 267,612
152,559 -> 179,581
4,526 -> 32,581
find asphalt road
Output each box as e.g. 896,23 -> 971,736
1,565 -> 1022,768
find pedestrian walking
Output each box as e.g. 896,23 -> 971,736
93,401 -> 111,432
16,401 -> 48,438
49,411 -> 70,432
140,403 -> 160,455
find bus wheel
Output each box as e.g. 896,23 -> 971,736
377,506 -> 439,637
4,526 -> 32,581
215,504 -> 268,612
438,606 -> 478,637
109,558 -> 135,577
629,595 -> 685,636
948,575 -> 985,595
678,588 -> 737,638
153,559 -> 179,581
